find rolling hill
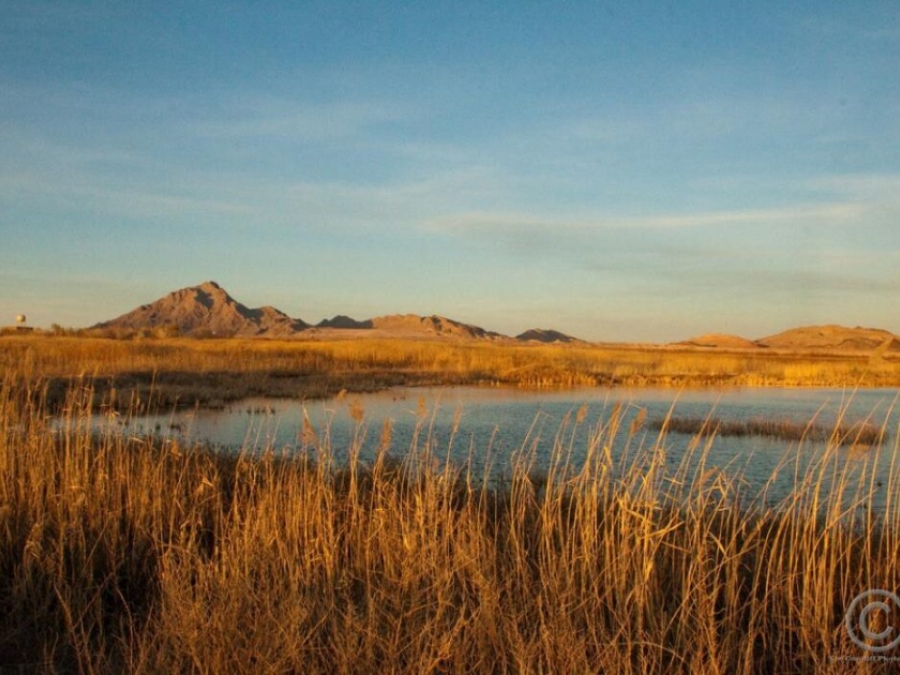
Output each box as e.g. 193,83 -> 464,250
516,328 -> 580,344
366,314 -> 503,340
678,325 -> 900,354
677,333 -> 760,350
755,325 -> 900,352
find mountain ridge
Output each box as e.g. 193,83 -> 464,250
93,282 -> 900,350
95,281 -> 506,340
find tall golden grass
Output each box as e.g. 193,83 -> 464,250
3,334 -> 899,409
2,374 -> 899,673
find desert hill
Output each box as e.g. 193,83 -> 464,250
677,325 -> 900,354
95,282 -> 506,341
317,315 -> 373,329
94,283 -> 900,350
756,325 -> 900,353
368,314 -> 503,340
678,333 -> 759,350
516,328 -> 579,344
94,281 -> 308,337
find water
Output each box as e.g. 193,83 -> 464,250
99,386 -> 900,514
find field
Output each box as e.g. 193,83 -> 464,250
2,336 -> 900,672
3,334 -> 900,410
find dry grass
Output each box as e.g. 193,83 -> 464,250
2,374 -> 900,673
3,334 -> 900,410
652,416 -> 888,446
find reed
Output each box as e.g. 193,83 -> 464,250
1,375 -> 899,673
651,415 -> 888,445
3,334 -> 899,410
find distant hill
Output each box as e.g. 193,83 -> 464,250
756,325 -> 900,352
677,325 -> 900,353
368,314 -> 503,340
516,328 -> 579,344
94,282 -> 504,340
316,315 -> 373,329
93,281 -> 308,337
677,333 -> 759,350
96,284 -> 898,351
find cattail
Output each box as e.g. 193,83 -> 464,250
630,407 -> 647,435
301,412 -> 318,447
417,395 -> 427,419
379,418 -> 393,451
576,403 -> 588,425
451,407 -> 463,435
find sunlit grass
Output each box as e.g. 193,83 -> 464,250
1,375 -> 899,673
651,415 -> 887,446
2,335 -> 899,410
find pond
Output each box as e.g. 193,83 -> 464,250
95,386 -> 900,515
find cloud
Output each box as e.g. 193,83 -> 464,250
804,174 -> 900,200
419,179 -> 900,336
192,99 -> 413,142
0,169 -> 255,221
426,200 -> 873,237
557,117 -> 643,145
424,169 -> 900,244
0,133 -> 504,236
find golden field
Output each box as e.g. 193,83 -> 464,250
2,334 -> 900,409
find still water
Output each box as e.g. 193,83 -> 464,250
105,386 -> 900,513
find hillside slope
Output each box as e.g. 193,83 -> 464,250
757,325 -> 900,352
94,281 -> 308,337
677,333 -> 759,349
516,328 -> 580,344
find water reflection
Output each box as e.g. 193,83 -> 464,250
98,386 -> 900,515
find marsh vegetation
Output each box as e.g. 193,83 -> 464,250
2,369 -> 900,672
650,415 -> 887,446
3,334 -> 900,410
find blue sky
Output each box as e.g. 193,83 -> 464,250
2,1 -> 899,341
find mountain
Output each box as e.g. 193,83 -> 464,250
93,282 -> 505,340
102,284 -> 899,351
677,333 -> 759,350
93,281 -> 308,337
756,325 -> 900,352
368,314 -> 503,340
516,328 -> 579,344
316,315 -> 373,329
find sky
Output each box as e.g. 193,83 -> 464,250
1,0 -> 899,342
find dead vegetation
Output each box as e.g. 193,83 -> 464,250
1,373 -> 899,672
2,334 -> 900,410
652,416 -> 888,445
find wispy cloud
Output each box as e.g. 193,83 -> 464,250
804,174 -> 900,200
426,200 -> 874,236
559,117 -> 643,145
193,99 -> 413,142
0,168 -> 255,221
